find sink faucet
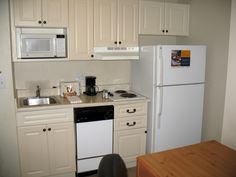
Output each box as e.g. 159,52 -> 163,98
36,85 -> 40,97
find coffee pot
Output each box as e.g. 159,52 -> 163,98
84,76 -> 98,96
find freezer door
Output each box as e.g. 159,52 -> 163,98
154,84 -> 204,152
156,45 -> 206,86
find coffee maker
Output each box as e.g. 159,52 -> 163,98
84,76 -> 97,96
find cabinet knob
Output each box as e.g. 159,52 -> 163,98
145,130 -> 147,133
126,109 -> 136,113
43,21 -> 47,24
38,20 -> 42,24
48,128 -> 51,131
162,30 -> 165,33
166,30 -> 168,33
119,41 -> 121,44
43,128 -> 46,132
126,121 -> 136,127
114,41 -> 117,44
91,54 -> 94,58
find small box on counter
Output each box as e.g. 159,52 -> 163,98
60,81 -> 80,97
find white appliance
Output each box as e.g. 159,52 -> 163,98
93,47 -> 139,60
16,28 -> 67,59
74,106 -> 114,174
131,45 -> 206,153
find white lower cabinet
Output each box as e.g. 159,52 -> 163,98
114,128 -> 146,167
17,109 -> 76,177
18,125 -> 50,177
114,101 -> 147,167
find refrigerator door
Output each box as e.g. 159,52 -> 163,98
156,45 -> 206,86
154,84 -> 204,152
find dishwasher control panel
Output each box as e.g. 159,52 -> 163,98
74,105 -> 114,123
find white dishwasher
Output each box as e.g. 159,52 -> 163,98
74,105 -> 114,175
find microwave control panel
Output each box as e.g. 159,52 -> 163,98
56,34 -> 66,57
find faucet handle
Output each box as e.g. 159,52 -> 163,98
36,85 -> 41,97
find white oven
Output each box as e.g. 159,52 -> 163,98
74,106 -> 114,174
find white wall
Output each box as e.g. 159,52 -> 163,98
14,60 -> 131,89
177,0 -> 231,141
0,0 -> 20,176
222,0 -> 236,150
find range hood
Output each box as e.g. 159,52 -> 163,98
93,47 -> 139,60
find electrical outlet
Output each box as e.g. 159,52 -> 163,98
0,75 -> 6,89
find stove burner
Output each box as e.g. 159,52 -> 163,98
120,93 -> 137,98
115,90 -> 127,94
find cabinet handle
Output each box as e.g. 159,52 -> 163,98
166,30 -> 168,33
162,29 -> 165,33
43,128 -> 46,132
126,122 -> 136,127
38,20 -> 42,24
43,21 -> 47,24
119,41 -> 121,44
114,41 -> 117,44
48,128 -> 51,131
126,109 -> 136,113
145,130 -> 147,133
91,54 -> 94,58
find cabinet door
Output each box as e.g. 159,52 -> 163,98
48,122 -> 76,175
139,1 -> 164,35
18,125 -> 50,177
114,128 -> 146,168
42,0 -> 68,27
69,0 -> 94,60
94,0 -> 117,47
165,3 -> 189,36
14,0 -> 42,27
118,0 -> 139,47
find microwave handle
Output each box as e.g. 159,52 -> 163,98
52,38 -> 57,57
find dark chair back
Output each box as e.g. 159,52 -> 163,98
98,154 -> 128,177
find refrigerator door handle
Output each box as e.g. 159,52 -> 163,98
158,87 -> 163,116
157,87 -> 163,129
157,46 -> 164,86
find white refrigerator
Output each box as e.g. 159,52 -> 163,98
131,45 -> 206,153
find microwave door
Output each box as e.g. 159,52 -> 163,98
20,35 -> 56,58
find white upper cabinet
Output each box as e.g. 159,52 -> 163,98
118,0 -> 139,47
13,0 -> 68,27
94,0 -> 139,47
139,1 -> 189,36
69,0 -> 94,60
164,3 -> 189,36
94,0 -> 117,47
139,1 -> 164,35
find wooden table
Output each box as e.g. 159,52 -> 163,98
137,141 -> 236,177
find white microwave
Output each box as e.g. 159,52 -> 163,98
16,28 -> 67,59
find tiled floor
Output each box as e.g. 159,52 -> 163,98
87,167 -> 136,177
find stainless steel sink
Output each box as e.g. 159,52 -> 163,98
23,97 -> 57,106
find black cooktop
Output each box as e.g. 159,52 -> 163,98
120,93 -> 137,98
115,90 -> 127,94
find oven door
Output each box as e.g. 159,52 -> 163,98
19,34 -> 56,58
76,120 -> 113,172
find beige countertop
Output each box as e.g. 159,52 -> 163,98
16,92 -> 149,112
